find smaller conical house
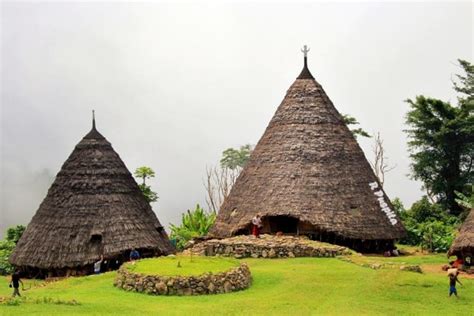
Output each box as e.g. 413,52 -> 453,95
210,49 -> 405,252
448,209 -> 474,261
10,117 -> 174,277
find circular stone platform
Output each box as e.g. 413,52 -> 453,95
114,256 -> 251,295
186,234 -> 352,258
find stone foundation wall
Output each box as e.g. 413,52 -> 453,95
188,235 -> 351,259
114,263 -> 251,295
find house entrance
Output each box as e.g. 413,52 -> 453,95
264,216 -> 299,234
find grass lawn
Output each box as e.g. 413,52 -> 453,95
130,256 -> 239,276
0,255 -> 472,315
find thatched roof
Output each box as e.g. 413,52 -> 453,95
10,121 -> 174,270
210,54 -> 405,240
449,209 -> 474,256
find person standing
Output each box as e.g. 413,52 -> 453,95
130,248 -> 140,262
94,255 -> 104,274
9,270 -> 23,297
448,270 -> 463,298
251,214 -> 262,238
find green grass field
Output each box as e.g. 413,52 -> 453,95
0,255 -> 472,315
130,256 -> 239,276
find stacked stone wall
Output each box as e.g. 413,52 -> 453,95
188,235 -> 351,259
114,263 -> 251,295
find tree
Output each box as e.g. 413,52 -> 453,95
397,197 -> 459,252
134,166 -> 158,203
169,204 -> 216,250
405,59 -> 474,216
6,225 -> 25,244
370,132 -> 396,187
220,144 -> 253,170
204,166 -> 239,214
204,145 -> 253,213
455,186 -> 473,210
342,114 -> 371,139
134,166 -> 155,185
0,225 -> 26,275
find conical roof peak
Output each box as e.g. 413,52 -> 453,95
296,45 -> 314,80
10,115 -> 175,272
210,54 -> 405,246
83,110 -> 105,140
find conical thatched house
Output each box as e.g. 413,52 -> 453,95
210,49 -> 405,252
10,117 -> 174,277
448,209 -> 473,261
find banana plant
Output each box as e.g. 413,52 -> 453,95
170,204 -> 216,250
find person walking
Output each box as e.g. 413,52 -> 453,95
448,270 -> 463,298
9,270 -> 23,297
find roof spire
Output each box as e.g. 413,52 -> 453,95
297,45 -> 314,80
301,45 -> 310,57
92,110 -> 96,129
84,109 -> 105,140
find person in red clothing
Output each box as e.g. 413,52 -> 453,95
452,257 -> 464,269
251,215 -> 261,237
251,214 -> 262,238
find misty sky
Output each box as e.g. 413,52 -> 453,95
1,1 -> 472,237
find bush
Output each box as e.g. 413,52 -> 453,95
170,204 -> 216,250
0,240 -> 16,275
397,197 -> 459,253
6,225 -> 26,244
0,225 -> 26,275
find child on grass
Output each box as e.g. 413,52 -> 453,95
448,270 -> 463,298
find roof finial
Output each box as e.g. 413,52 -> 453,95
92,109 -> 96,129
297,45 -> 314,79
301,45 -> 310,57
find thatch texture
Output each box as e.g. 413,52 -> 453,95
448,209 -> 474,256
10,124 -> 174,272
210,58 -> 405,243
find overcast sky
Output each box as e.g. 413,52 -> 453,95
1,1 -> 472,237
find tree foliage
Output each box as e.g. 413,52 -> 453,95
342,114 -> 371,139
397,197 -> 459,252
134,166 -> 158,203
205,145 -> 253,213
169,204 -> 216,250
404,60 -> 474,216
134,166 -> 156,185
138,183 -> 158,203
6,225 -> 26,244
0,225 -> 26,275
455,187 -> 473,210
220,144 -> 253,170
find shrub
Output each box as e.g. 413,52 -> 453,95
397,197 -> 459,253
170,204 -> 216,250
0,225 -> 26,275
6,225 -> 26,244
0,240 -> 16,275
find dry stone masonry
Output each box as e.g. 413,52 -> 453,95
114,262 -> 251,296
186,235 -> 351,259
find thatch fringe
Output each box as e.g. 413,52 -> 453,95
448,209 -> 474,256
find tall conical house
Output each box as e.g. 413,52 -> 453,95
210,47 -> 405,251
10,114 -> 175,277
